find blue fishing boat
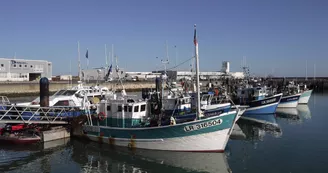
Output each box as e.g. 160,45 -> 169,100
235,87 -> 282,115
277,93 -> 301,108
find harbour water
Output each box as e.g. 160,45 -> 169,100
1,93 -> 327,173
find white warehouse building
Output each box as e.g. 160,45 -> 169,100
0,58 -> 52,82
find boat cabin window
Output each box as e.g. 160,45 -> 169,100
141,105 -> 146,112
54,90 -> 78,96
128,106 -> 133,112
107,106 -> 111,111
124,106 -> 128,112
118,106 -> 122,112
54,100 -> 69,106
134,105 -> 139,112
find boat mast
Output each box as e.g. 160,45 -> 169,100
77,41 -> 82,81
105,44 -> 108,68
194,24 -> 202,119
305,60 -> 308,81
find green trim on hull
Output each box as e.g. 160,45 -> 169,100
84,111 -> 237,139
301,90 -> 312,98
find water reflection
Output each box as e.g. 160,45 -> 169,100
71,139 -> 231,173
276,108 -> 301,124
0,138 -> 70,172
236,114 -> 282,141
297,105 -> 311,120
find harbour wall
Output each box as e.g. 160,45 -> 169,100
0,81 -> 156,97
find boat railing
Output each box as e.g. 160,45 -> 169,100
0,96 -> 10,105
0,104 -> 86,124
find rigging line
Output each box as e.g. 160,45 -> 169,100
161,57 -> 194,71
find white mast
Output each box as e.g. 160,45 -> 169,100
194,24 -> 202,119
105,44 -> 108,67
77,41 -> 81,80
305,60 -> 308,81
175,45 -> 178,70
111,44 -> 114,67
314,63 -> 316,80
166,40 -> 169,63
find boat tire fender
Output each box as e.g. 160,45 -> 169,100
98,112 -> 106,121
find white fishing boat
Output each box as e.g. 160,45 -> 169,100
15,81 -> 113,108
82,25 -> 245,152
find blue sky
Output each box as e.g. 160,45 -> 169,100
0,0 -> 327,77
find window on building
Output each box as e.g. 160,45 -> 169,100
14,65 -> 16,67
107,106 -> 111,111
134,106 -> 139,112
25,65 -> 27,67
1,64 -> 3,67
141,105 -> 146,112
30,65 -> 33,68
19,65 -> 22,67
124,105 -> 127,112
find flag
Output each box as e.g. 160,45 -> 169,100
85,50 -> 88,59
193,24 -> 198,46
109,64 -> 112,73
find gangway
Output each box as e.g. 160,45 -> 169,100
0,105 -> 86,125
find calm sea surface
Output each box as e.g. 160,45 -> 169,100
1,93 -> 327,173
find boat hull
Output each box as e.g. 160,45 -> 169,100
0,136 -> 41,144
83,111 -> 238,152
298,90 -> 312,104
243,93 -> 282,115
277,93 -> 301,108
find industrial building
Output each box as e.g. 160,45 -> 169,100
81,67 -> 126,82
81,61 -> 244,82
153,61 -> 244,81
0,58 -> 52,82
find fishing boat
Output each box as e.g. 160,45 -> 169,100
234,86 -> 282,115
277,93 -> 301,108
82,25 -> 245,152
16,81 -> 112,108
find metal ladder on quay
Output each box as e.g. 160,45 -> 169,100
0,104 -> 85,125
